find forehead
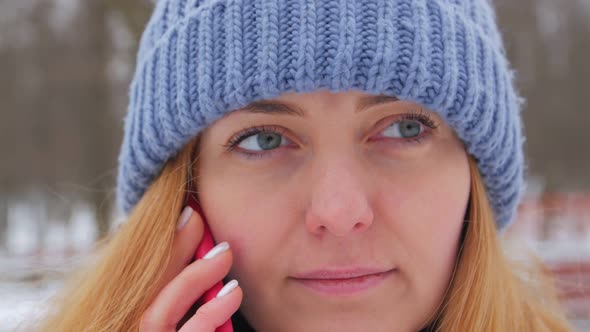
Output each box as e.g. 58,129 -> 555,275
224,90 -> 401,119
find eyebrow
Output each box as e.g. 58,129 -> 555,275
231,94 -> 399,118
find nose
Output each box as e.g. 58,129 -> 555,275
304,161 -> 374,237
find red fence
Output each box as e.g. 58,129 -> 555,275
547,259 -> 590,318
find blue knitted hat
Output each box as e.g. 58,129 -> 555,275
117,0 -> 525,230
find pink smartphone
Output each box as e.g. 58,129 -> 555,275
186,194 -> 234,332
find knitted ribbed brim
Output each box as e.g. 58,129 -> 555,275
117,0 -> 525,230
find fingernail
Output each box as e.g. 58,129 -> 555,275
177,206 -> 193,230
203,242 -> 230,260
216,279 -> 238,298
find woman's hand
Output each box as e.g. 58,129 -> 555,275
139,206 -> 243,331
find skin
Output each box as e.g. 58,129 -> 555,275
142,89 -> 470,332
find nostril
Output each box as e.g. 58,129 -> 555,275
354,221 -> 369,231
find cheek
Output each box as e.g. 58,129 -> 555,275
378,144 -> 470,301
196,173 -> 292,281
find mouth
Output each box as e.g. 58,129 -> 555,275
289,268 -> 397,295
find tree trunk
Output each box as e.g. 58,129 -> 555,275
0,197 -> 8,251
79,1 -> 116,239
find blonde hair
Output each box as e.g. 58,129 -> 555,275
430,157 -> 573,331
32,138 -> 573,331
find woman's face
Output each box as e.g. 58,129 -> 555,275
196,90 -> 470,332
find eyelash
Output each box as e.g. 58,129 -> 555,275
221,125 -> 289,159
375,109 -> 440,145
222,110 -> 439,159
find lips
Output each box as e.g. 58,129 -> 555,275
292,268 -> 392,279
290,267 -> 396,295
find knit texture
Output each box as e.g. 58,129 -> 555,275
117,0 -> 525,230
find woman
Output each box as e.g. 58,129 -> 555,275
35,0 -> 573,331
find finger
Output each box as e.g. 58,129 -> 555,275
178,281 -> 243,332
140,241 -> 234,330
155,206 -> 205,290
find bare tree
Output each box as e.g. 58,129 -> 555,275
497,0 -> 590,191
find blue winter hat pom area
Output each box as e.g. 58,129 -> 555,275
116,0 -> 526,230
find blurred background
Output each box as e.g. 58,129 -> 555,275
0,0 -> 589,330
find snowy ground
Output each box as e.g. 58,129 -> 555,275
1,201 -> 102,331
0,277 -> 62,331
0,253 -> 84,332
